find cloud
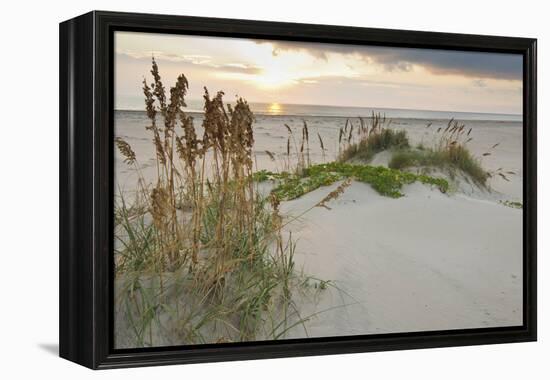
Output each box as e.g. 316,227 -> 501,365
261,41 -> 522,81
120,50 -> 211,64
117,51 -> 262,74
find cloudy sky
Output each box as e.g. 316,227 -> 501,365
115,32 -> 522,114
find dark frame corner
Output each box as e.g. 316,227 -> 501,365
60,10 -> 537,369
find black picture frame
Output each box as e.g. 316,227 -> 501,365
59,10 -> 537,369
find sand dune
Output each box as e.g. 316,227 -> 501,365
281,180 -> 522,338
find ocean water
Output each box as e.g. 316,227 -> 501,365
117,99 -> 522,122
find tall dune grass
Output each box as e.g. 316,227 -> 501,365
338,113 -> 409,162
388,119 -> 491,186
114,59 -> 325,347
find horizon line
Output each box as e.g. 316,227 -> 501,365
114,99 -> 522,117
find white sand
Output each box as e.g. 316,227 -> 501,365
280,180 -> 522,338
114,110 -> 524,340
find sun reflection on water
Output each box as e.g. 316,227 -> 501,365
268,102 -> 282,115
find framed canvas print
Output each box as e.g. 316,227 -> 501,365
59,11 -> 537,369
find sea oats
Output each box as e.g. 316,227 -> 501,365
115,137 -> 136,165
317,133 -> 325,151
316,178 -> 353,210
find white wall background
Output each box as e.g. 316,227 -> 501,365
0,0 -> 546,378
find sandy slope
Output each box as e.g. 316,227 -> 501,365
281,180 -> 522,338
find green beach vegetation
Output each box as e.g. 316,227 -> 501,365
335,115 -> 499,188
255,162 -> 449,200
338,114 -> 409,163
388,119 -> 489,186
499,200 -> 523,209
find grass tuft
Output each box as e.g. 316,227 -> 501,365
338,114 -> 409,163
388,120 -> 489,186
389,146 -> 488,185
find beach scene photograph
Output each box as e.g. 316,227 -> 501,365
113,31 -> 523,349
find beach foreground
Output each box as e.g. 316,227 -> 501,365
115,108 -> 523,347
